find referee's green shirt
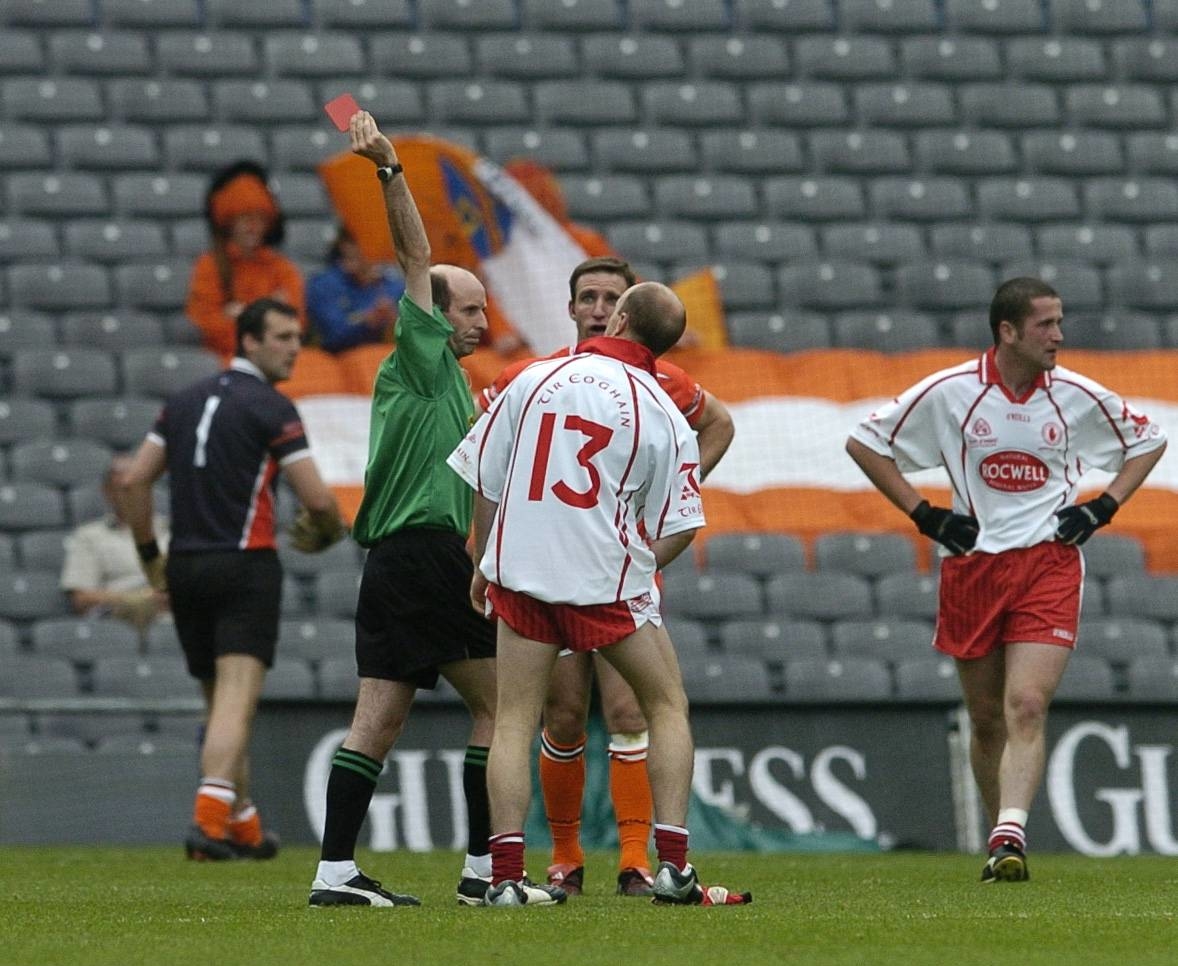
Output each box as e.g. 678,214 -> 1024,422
350,293 -> 476,547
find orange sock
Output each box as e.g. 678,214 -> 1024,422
229,804 -> 263,847
539,729 -> 586,868
609,734 -> 652,872
193,779 -> 235,840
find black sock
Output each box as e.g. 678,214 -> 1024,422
320,747 -> 383,862
463,745 -> 491,858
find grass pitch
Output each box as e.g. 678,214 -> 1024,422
4,847 -> 1177,966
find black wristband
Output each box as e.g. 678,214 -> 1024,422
376,163 -> 403,182
136,539 -> 160,563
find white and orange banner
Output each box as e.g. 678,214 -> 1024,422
285,345 -> 1178,572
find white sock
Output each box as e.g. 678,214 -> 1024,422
464,853 -> 492,878
316,860 -> 358,886
997,808 -> 1028,828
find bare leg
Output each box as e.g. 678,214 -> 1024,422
955,649 -> 1006,827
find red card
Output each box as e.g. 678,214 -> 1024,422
324,93 -> 361,132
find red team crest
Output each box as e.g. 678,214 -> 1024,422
1041,422 -> 1061,446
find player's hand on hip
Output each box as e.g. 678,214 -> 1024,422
909,500 -> 979,555
349,111 -> 397,168
1055,492 -> 1118,546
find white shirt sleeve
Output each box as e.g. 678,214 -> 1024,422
850,374 -> 948,473
1066,379 -> 1167,473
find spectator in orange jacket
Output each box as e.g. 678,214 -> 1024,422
185,162 -> 305,359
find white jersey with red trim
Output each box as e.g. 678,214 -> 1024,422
448,346 -> 704,605
850,349 -> 1166,553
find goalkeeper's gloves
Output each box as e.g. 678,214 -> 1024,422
289,506 -> 348,553
909,500 -> 979,555
136,539 -> 168,593
1054,492 -> 1118,546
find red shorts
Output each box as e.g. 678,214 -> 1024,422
487,583 -> 661,652
934,542 -> 1082,661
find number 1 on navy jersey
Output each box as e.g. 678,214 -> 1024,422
193,395 -> 221,467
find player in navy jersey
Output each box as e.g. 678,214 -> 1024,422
847,277 -> 1166,882
118,298 -> 345,861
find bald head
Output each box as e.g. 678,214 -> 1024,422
430,264 -> 488,358
604,281 -> 686,356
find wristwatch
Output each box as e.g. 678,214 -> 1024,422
376,163 -> 403,182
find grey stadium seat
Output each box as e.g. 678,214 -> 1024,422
631,0 -> 730,31
642,82 -> 743,127
876,571 -> 938,620
8,263 -> 113,312
212,80 -> 316,125
1082,534 -> 1146,578
370,34 -> 472,78
605,221 -> 709,265
278,617 -> 354,663
688,35 -> 789,80
0,398 -> 56,447
164,126 -> 268,171
1150,0 -> 1178,33
276,535 -> 360,580
0,484 -> 66,532
104,0 -> 202,26
734,0 -> 834,31
37,712 -> 147,746
317,658 -> 359,701
929,224 -> 1033,264
112,174 -> 205,219
315,569 -> 363,620
8,173 -> 108,217
0,219 -> 57,262
265,33 -> 364,78
68,397 -> 160,450
593,128 -> 696,173
725,310 -> 832,353
535,80 -> 637,126
854,83 -> 956,128
156,32 -> 258,76
783,658 -> 892,703
870,178 -> 973,222
748,82 -> 849,127
0,30 -> 44,73
795,36 -> 896,80
1052,0 -> 1147,34
765,572 -> 874,622
1052,656 -> 1116,702
719,618 -> 827,662
122,347 -> 221,398
894,657 -> 960,702
426,81 -> 530,125
485,128 -> 589,171
944,0 -> 1044,33
581,34 -> 684,80
977,178 -> 1080,222
1060,313 -> 1160,350
1022,131 -> 1123,176
1124,658 -> 1178,703
57,125 -> 159,171
679,656 -> 775,704
262,658 -> 316,700
64,221 -> 168,264
271,128 -> 345,173
779,261 -> 881,310
1131,134 -> 1178,176
0,657 -> 78,700
61,310 -> 163,350
999,261 -> 1102,309
960,83 -> 1059,128
841,0 -> 938,33
48,30 -> 151,75
715,222 -> 817,262
477,34 -> 579,80
520,0 -> 622,30
663,618 -> 710,659
833,311 -> 939,352
1105,574 -> 1178,623
0,571 -> 69,622
1037,224 -> 1137,265
268,173 -> 330,218
283,219 -> 336,260
417,0 -> 517,29
1105,263 -> 1178,312
660,572 -> 763,621
109,78 -> 209,124
560,175 -> 650,221
815,532 -> 918,578
91,656 -> 197,700
312,0 -> 412,28
830,618 -> 934,664
1114,38 -> 1178,84
764,177 -> 866,221
19,528 -> 70,573
30,617 -> 140,664
810,131 -> 910,175
895,261 -> 995,312
914,130 -> 1017,175
115,261 -> 191,312
1005,37 -> 1107,82
900,36 -> 1002,81
1,0 -> 92,25
699,129 -> 805,175
704,532 -> 806,577
10,439 -> 112,490
1066,85 -> 1166,130
0,124 -> 51,168
2,77 -> 103,123
1085,179 -> 1178,223
1077,617 -> 1168,663
205,0 -> 306,27
654,176 -> 756,220
0,309 -> 56,358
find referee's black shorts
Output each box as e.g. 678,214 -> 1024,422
167,549 -> 282,680
355,527 -> 496,688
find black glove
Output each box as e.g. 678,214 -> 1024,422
1055,493 -> 1118,546
910,500 -> 979,555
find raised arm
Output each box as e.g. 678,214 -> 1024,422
348,111 -> 432,308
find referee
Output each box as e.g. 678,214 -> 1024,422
119,297 -> 345,861
307,112 -> 497,908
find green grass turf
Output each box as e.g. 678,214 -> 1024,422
4,848 -> 1177,966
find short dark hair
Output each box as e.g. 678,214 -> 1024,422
429,268 -> 451,312
619,282 -> 685,356
568,256 -> 636,302
989,277 -> 1059,345
236,298 -> 299,355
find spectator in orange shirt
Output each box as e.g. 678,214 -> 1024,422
185,162 -> 306,359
